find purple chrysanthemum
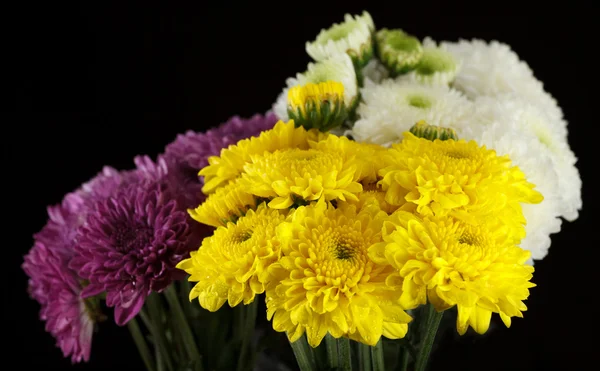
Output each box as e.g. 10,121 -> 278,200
24,112 -> 277,355
77,165 -> 145,208
23,241 -> 95,363
32,192 -> 86,260
23,161 -> 168,360
162,112 -> 278,209
69,180 -> 191,325
165,112 -> 278,171
207,111 -> 278,143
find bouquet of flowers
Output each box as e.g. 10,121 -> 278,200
23,10 -> 582,371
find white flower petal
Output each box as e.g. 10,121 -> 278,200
441,39 -> 565,124
362,58 -> 389,84
306,11 -> 374,63
350,79 -> 474,146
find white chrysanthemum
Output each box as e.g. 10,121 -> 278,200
349,79 -> 474,146
362,58 -> 389,84
398,37 -> 460,86
460,120 -> 563,263
459,95 -> 582,222
441,39 -> 565,123
272,87 -> 290,121
306,11 -> 374,65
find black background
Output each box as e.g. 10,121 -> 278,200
12,2 -> 594,370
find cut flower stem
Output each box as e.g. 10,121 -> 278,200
370,339 -> 385,371
127,317 -> 156,371
415,303 -> 444,371
164,285 -> 203,369
289,334 -> 317,371
237,299 -> 258,371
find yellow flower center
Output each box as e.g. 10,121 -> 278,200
233,229 -> 253,243
444,149 -> 471,159
280,149 -> 335,174
428,143 -> 484,171
457,231 -> 483,247
314,225 -> 369,287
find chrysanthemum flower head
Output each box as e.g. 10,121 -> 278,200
162,113 -> 278,208
306,11 -> 374,67
397,37 -> 460,86
267,201 -> 412,347
287,81 -> 347,132
23,177 -> 118,363
369,212 -> 535,335
70,180 -> 192,326
200,120 -> 325,194
441,39 -> 564,123
240,134 -> 366,209
375,28 -> 423,76
350,80 -> 474,146
177,203 -> 287,311
23,241 -> 96,363
273,54 -> 359,123
299,54 -> 359,109
188,178 -> 259,227
379,132 -> 543,238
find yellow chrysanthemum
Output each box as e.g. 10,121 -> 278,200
266,201 -> 412,347
199,120 -> 328,194
343,182 -> 399,214
188,179 -> 258,227
288,81 -> 345,118
240,135 -> 368,209
369,211 -> 535,335
310,135 -> 387,184
177,203 -> 287,311
288,81 -> 348,132
379,132 -> 542,238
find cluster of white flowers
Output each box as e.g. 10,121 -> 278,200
271,12 -> 582,263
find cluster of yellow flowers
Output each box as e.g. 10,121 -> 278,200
177,119 -> 542,347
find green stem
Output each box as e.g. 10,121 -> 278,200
139,309 -> 152,330
289,334 -> 317,371
370,339 -> 385,371
324,334 -> 339,369
338,337 -> 352,371
127,317 -> 156,371
156,347 -> 164,371
164,285 -> 202,367
357,343 -> 372,371
236,300 -> 258,371
234,303 -> 245,343
415,304 -> 444,371
140,309 -> 164,371
396,332 -> 416,371
147,293 -> 175,371
398,346 -> 410,371
179,278 -> 196,319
